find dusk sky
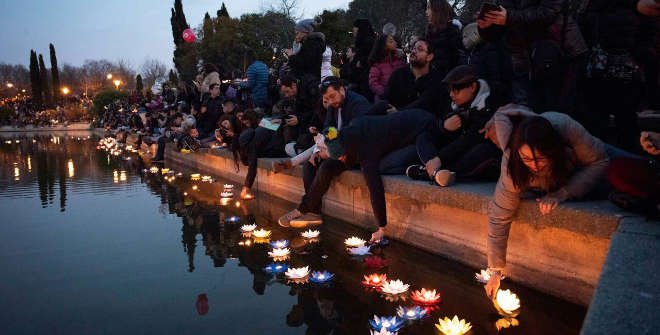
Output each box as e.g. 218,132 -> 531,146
0,0 -> 350,70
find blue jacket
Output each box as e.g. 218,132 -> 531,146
246,61 -> 270,108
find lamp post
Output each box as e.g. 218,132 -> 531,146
61,87 -> 70,95
113,79 -> 121,90
106,73 -> 113,80
6,83 -> 14,88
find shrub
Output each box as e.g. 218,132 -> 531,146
91,89 -> 129,116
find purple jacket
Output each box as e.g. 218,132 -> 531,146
368,54 -> 405,99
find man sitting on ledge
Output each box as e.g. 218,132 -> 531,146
278,77 -> 371,230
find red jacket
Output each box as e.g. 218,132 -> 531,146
368,54 -> 405,99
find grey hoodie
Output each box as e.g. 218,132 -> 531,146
487,104 -> 609,270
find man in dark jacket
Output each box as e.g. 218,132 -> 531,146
197,83 -> 223,140
316,109 -> 437,242
278,77 -> 371,229
384,38 -> 450,118
274,76 -> 324,154
286,19 -> 326,81
245,60 -> 270,108
408,65 -> 507,185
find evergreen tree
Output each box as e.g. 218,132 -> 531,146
38,54 -> 51,105
29,50 -> 42,106
168,69 -> 178,86
217,2 -> 229,18
170,0 -> 197,82
135,74 -> 144,94
49,43 -> 61,102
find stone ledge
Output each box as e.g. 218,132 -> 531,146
580,217 -> 660,335
163,144 -> 632,306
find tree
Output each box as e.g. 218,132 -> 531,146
168,69 -> 179,86
135,74 -> 144,94
49,43 -> 61,102
38,54 -> 52,105
347,0 -> 427,42
29,50 -> 42,105
170,0 -> 197,82
267,0 -> 301,21
217,2 -> 229,18
140,58 -> 167,89
0,63 -> 30,90
318,10 -> 352,55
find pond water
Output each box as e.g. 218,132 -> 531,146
0,133 -> 586,335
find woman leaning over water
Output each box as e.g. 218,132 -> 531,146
481,104 -> 610,297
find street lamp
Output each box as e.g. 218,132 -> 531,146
7,83 -> 14,88
113,79 -> 121,90
61,87 -> 70,95
107,73 -> 113,80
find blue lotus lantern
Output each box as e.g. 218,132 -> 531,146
310,271 -> 335,284
369,315 -> 405,332
264,263 -> 288,274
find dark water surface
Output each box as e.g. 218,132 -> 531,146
0,133 -> 585,335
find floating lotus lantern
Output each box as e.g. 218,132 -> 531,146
192,185 -> 198,191
369,328 -> 397,335
252,229 -> 271,238
190,173 -> 201,181
240,224 -> 257,233
436,316 -> 472,335
225,216 -> 240,224
161,168 -> 170,174
176,172 -> 183,177
310,271 -> 335,284
201,175 -> 212,183
270,240 -> 289,249
495,289 -> 521,315
264,263 -> 288,274
396,306 -> 427,321
285,266 -> 310,279
369,316 -> 405,333
411,288 -> 441,305
223,184 -> 234,189
268,247 -> 290,259
381,280 -> 410,295
348,245 -> 371,256
301,229 -> 320,239
362,273 -> 388,287
475,269 -> 505,284
364,256 -> 389,269
149,166 -> 159,174
220,191 -> 234,198
344,236 -> 366,248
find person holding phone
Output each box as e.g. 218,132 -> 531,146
476,0 -> 586,112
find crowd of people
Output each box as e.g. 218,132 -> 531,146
0,96 -> 91,127
106,0 -> 659,300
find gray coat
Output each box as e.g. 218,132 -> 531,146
487,105 -> 609,270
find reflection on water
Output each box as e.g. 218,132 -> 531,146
0,134 -> 585,334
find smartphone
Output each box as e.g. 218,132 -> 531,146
479,2 -> 500,18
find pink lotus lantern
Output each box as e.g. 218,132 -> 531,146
411,288 -> 441,305
362,273 -> 388,287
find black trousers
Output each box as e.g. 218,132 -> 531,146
298,159 -> 347,214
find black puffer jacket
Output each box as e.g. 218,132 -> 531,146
288,32 -> 326,79
458,40 -> 513,98
581,0 -> 640,52
426,24 -> 463,77
479,0 -> 572,57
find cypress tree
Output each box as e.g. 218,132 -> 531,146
217,3 -> 229,18
29,50 -> 42,106
135,74 -> 144,95
49,43 -> 61,102
171,0 -> 196,82
168,70 -> 178,86
38,54 -> 51,105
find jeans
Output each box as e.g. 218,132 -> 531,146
298,159 -> 347,214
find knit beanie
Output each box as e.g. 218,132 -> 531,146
462,22 -> 481,50
382,22 -> 396,36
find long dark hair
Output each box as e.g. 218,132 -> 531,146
368,34 -> 394,66
507,116 -> 571,191
427,0 -> 453,33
